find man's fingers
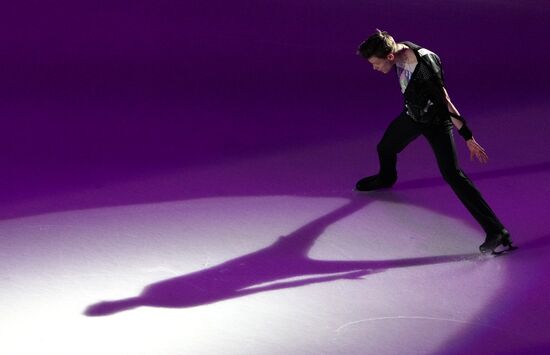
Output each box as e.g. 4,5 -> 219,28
467,140 -> 488,164
477,151 -> 489,164
471,147 -> 488,164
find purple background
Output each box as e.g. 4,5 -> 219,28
3,1 -> 548,206
2,1 -> 550,354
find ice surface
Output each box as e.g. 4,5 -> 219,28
1,1 -> 550,354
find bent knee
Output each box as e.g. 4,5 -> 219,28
377,141 -> 394,155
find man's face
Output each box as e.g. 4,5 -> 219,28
367,54 -> 395,74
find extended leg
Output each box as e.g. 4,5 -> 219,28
424,125 -> 515,253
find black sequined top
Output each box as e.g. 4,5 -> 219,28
399,41 -> 450,126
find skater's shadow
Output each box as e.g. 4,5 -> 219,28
85,193 -> 479,317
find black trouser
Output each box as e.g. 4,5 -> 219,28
377,111 -> 504,234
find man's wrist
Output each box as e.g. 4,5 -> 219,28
458,124 -> 473,141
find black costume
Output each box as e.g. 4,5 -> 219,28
356,41 -> 515,253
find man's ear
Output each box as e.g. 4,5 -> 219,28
386,53 -> 395,61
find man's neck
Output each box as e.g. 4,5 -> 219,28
394,44 -> 414,65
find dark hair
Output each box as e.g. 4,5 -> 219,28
357,29 -> 397,59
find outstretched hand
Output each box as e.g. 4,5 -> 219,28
466,137 -> 488,164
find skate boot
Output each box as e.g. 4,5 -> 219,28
479,229 -> 517,255
355,174 -> 395,192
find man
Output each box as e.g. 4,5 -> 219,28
355,29 -> 516,255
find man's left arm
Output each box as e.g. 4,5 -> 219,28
442,87 -> 489,164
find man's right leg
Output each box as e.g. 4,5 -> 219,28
356,111 -> 421,191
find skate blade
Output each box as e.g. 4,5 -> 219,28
491,245 -> 518,256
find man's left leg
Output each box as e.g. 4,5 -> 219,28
423,124 -> 515,253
